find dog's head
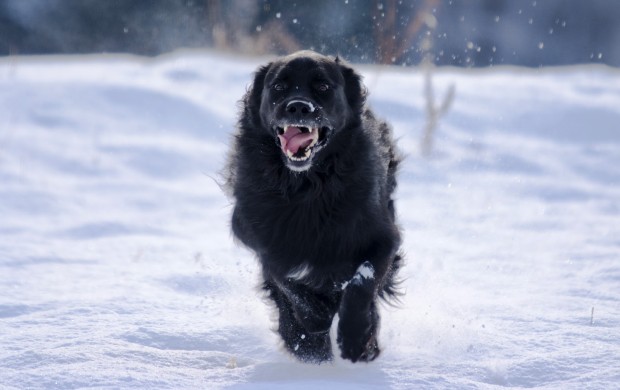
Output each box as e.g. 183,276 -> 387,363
245,51 -> 365,172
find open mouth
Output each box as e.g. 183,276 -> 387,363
276,125 -> 330,163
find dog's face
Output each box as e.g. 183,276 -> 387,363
251,51 -> 363,172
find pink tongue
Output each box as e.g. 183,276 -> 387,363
278,127 -> 315,154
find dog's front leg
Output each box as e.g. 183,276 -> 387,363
337,261 -> 381,362
275,278 -> 340,334
267,278 -> 340,363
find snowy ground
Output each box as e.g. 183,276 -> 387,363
0,51 -> 618,389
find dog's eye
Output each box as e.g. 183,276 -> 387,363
272,82 -> 286,91
316,83 -> 330,92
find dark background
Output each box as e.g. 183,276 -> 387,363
1,0 -> 618,67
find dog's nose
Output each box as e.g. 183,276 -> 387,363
286,99 -> 316,116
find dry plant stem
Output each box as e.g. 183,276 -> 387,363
421,56 -> 455,156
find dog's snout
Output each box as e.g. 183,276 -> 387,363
286,99 -> 316,116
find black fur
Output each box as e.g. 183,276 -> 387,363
224,51 -> 402,363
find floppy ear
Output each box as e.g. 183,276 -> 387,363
336,57 -> 367,116
243,63 -> 271,125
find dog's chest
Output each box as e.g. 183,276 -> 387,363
268,192 -> 366,260
241,170 -> 376,283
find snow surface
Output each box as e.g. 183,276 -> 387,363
1,51 -> 619,389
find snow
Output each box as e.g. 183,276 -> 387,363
1,51 -> 619,389
344,262 -> 375,289
355,263 -> 374,281
286,99 -> 316,113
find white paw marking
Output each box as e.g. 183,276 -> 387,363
342,262 -> 375,290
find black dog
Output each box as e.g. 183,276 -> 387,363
224,51 -> 402,363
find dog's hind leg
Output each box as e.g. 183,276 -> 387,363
264,280 -> 334,363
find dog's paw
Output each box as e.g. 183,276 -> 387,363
337,326 -> 380,363
286,331 -> 333,364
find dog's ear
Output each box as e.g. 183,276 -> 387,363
336,57 -> 367,115
243,63 -> 272,124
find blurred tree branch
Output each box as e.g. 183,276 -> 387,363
207,0 -> 300,55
